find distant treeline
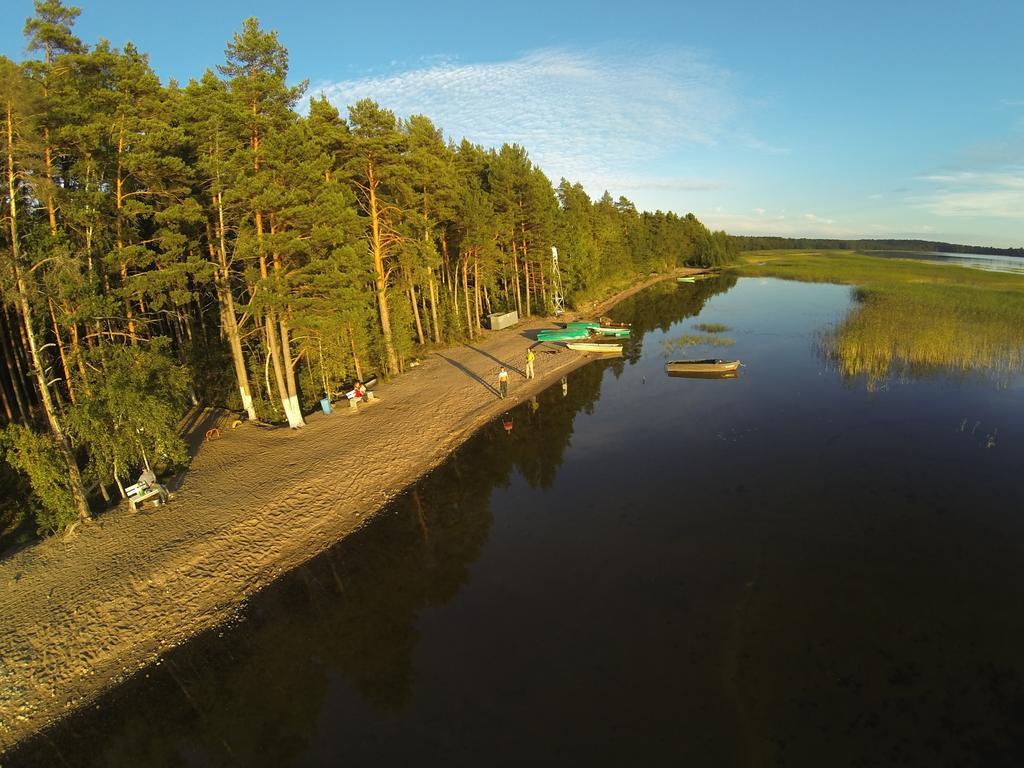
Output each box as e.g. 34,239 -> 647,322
0,2 -> 736,541
730,237 -> 1023,258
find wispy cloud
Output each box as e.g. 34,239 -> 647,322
698,208 -> 855,237
313,47 -> 746,201
914,168 -> 1024,219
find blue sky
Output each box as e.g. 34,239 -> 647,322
4,0 -> 1022,247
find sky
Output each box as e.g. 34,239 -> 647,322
3,0 -> 1022,247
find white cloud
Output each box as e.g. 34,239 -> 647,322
914,168 -> 1024,219
313,47 -> 745,202
803,212 -> 835,225
698,209 -> 855,237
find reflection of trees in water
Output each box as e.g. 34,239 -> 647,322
13,353 -> 613,767
607,275 -> 738,364
820,286 -> 1024,391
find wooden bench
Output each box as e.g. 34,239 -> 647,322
125,481 -> 169,512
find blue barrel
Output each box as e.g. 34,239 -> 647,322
320,397 -> 332,415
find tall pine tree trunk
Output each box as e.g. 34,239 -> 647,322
428,267 -> 442,343
523,254 -> 532,318
367,162 -> 398,375
0,369 -> 12,423
461,255 -> 474,340
6,100 -> 90,521
347,326 -> 364,382
473,256 -> 482,332
510,236 -> 522,316
264,312 -> 300,427
68,316 -> 90,397
409,281 -> 425,345
521,226 -> 532,317
48,298 -> 75,404
115,124 -> 137,343
215,192 -> 256,420
279,313 -> 305,428
0,308 -> 29,421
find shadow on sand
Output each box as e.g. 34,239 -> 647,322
466,345 -> 524,377
436,354 -> 501,397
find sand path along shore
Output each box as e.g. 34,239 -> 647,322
0,269 -> 695,752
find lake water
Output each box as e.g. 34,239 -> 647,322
10,276 -> 1024,767
860,249 -> 1024,275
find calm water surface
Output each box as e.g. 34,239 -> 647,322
860,249 -> 1024,274
11,276 -> 1024,767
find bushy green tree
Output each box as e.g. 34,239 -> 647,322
66,340 -> 189,493
2,424 -> 78,533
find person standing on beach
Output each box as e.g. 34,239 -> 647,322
525,348 -> 536,380
498,367 -> 509,399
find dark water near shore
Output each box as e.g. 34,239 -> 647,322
11,276 -> 1024,767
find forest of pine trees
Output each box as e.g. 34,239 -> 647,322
0,1 -> 737,540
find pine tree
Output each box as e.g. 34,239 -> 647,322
1,56 -> 91,523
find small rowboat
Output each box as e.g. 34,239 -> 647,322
665,359 -> 740,374
677,276 -> 697,283
591,326 -> 631,337
567,342 -> 623,354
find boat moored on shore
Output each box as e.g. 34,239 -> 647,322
567,342 -> 623,354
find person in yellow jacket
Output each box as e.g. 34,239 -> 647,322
525,348 -> 536,380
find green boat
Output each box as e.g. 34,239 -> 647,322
591,327 -> 631,338
538,328 -> 591,341
677,276 -> 696,283
565,321 -> 600,329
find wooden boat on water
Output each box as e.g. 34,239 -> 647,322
591,326 -> 630,337
667,370 -> 738,380
665,359 -> 740,374
567,342 -> 623,354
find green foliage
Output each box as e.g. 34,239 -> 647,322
66,340 -> 190,484
2,8 -> 731,535
2,425 -> 77,534
0,458 -> 38,550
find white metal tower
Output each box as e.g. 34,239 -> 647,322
551,246 -> 565,316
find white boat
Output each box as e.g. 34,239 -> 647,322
665,359 -> 740,374
566,342 -> 623,354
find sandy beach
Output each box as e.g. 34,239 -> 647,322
0,269 -> 693,753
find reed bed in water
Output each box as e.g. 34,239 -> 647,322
734,250 -> 1024,388
661,334 -> 736,356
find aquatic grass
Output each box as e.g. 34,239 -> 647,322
736,250 -> 1024,388
693,323 -> 731,333
661,334 -> 736,356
